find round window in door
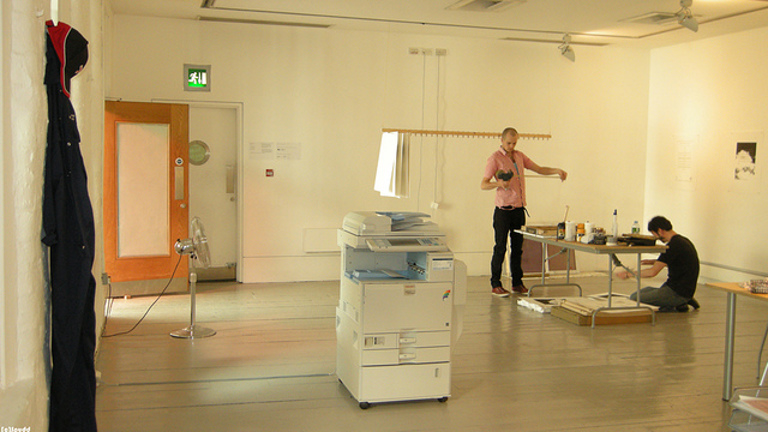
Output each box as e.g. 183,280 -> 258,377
189,140 -> 210,165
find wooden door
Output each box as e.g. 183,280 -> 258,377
104,101 -> 189,292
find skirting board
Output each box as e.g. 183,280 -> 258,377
108,277 -> 187,297
196,265 -> 236,282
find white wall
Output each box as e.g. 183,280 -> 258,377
108,15 -> 651,282
646,27 -> 768,283
0,2 -> 51,428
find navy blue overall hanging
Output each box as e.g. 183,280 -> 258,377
43,20 -> 98,432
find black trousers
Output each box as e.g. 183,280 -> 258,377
491,207 -> 526,288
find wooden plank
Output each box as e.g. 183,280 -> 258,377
551,305 -> 653,326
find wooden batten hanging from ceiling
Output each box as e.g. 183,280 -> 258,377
381,128 -> 551,140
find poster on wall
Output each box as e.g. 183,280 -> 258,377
673,135 -> 696,191
728,131 -> 763,195
734,141 -> 757,181
248,142 -> 303,161
250,142 -> 275,160
276,143 -> 302,160
675,137 -> 694,183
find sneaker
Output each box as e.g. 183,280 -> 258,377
492,286 -> 511,297
511,284 -> 529,294
687,298 -> 700,310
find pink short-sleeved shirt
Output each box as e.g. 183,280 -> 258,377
483,149 -> 533,208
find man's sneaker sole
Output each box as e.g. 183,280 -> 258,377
492,288 -> 510,297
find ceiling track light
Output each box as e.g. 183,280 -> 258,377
559,33 -> 575,62
676,0 -> 699,32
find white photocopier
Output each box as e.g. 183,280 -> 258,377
336,211 -> 466,409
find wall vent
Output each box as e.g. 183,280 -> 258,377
446,0 -> 526,13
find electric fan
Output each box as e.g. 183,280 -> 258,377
170,216 -> 216,339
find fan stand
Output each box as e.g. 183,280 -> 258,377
170,259 -> 216,339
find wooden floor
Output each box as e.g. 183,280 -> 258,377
95,274 -> 768,431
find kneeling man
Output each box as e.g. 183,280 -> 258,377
617,216 -> 700,312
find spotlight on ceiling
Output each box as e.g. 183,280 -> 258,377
676,0 -> 699,32
559,34 -> 575,62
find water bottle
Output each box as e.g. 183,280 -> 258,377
632,221 -> 640,234
612,209 -> 618,238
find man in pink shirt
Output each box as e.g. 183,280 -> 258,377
481,127 -> 567,297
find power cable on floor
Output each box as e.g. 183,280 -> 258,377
102,254 -> 183,338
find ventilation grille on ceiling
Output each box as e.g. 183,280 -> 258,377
620,12 -> 679,25
446,0 -> 526,13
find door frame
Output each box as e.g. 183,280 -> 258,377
153,99 -> 244,282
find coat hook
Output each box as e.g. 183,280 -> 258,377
51,0 -> 59,25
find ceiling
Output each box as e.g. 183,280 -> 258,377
110,0 -> 768,48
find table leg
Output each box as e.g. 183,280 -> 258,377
592,256 -> 615,329
529,245 -> 581,297
592,253 -> 654,329
541,242 -> 547,286
636,254 -> 641,306
607,254 -> 613,308
723,292 -> 736,400
635,253 -> 655,325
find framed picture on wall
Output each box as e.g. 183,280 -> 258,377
735,141 -> 757,181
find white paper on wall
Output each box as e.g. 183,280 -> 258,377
374,132 -> 409,198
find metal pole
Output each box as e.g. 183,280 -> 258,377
190,270 -> 197,329
171,260 -> 216,339
636,254 -> 641,307
723,292 -> 736,400
607,255 -> 613,308
541,242 -> 546,285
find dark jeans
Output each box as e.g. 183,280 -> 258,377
629,284 -> 690,309
491,207 -> 526,288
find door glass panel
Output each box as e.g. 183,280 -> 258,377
117,122 -> 170,257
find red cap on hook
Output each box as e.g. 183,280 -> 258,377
46,20 -> 89,98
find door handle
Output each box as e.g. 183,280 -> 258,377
226,164 -> 236,201
174,166 -> 184,200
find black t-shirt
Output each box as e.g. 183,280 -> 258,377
658,234 -> 700,299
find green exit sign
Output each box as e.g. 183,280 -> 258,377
184,64 -> 211,92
